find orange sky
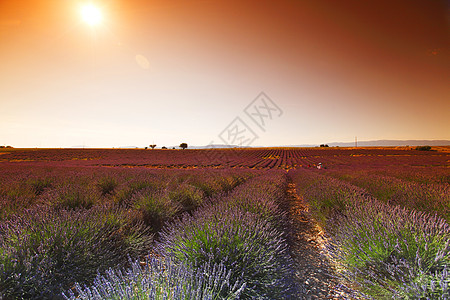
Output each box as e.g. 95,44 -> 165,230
0,0 -> 449,147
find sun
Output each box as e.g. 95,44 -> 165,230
80,3 -> 102,26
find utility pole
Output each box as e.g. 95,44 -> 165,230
355,136 -> 357,148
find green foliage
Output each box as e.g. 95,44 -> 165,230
64,258 -> 245,300
0,185 -> 36,219
330,203 -> 450,298
27,177 -> 53,196
291,169 -> 450,298
97,176 -> 118,196
0,206 -> 153,299
113,180 -> 160,206
292,174 -> 350,228
329,171 -> 450,222
168,183 -> 205,212
159,204 -> 295,299
217,175 -> 245,193
55,185 -> 98,209
189,174 -> 245,197
133,189 -> 181,231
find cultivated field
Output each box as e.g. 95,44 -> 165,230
0,147 -> 448,299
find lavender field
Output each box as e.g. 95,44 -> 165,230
0,147 -> 449,299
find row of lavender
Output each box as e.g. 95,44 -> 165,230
3,148 -> 447,171
64,171 -> 298,299
326,168 -> 449,222
290,169 -> 450,299
0,166 -> 251,222
0,166 -> 255,298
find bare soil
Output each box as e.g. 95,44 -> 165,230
285,182 -> 359,299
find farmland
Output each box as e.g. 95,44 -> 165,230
0,147 -> 449,299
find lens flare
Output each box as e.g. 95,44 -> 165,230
81,3 -> 102,26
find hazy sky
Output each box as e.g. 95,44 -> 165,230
1,0 -> 449,147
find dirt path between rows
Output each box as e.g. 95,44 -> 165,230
285,182 -> 357,299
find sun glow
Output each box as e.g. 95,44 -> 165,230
80,3 -> 102,26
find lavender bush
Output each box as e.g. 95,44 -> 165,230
27,176 -> 53,196
96,176 -> 118,196
221,171 -> 288,228
53,183 -> 100,209
168,182 -> 206,212
329,171 -> 450,222
0,182 -> 37,220
328,200 -> 450,299
290,169 -> 450,299
133,188 -> 182,231
112,177 -> 163,206
63,257 -> 246,300
187,172 -> 247,197
0,165 -> 282,299
158,202 -> 296,299
64,171 -> 293,299
0,206 -> 153,299
290,169 -> 369,228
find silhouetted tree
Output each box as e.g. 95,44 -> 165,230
415,146 -> 431,151
162,146 -> 167,149
149,144 -> 157,149
179,143 -> 188,150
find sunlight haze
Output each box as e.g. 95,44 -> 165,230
0,0 -> 448,148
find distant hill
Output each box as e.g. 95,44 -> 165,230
186,144 -> 249,149
284,140 -> 450,148
116,146 -> 140,149
167,141 -> 450,149
72,146 -> 141,149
